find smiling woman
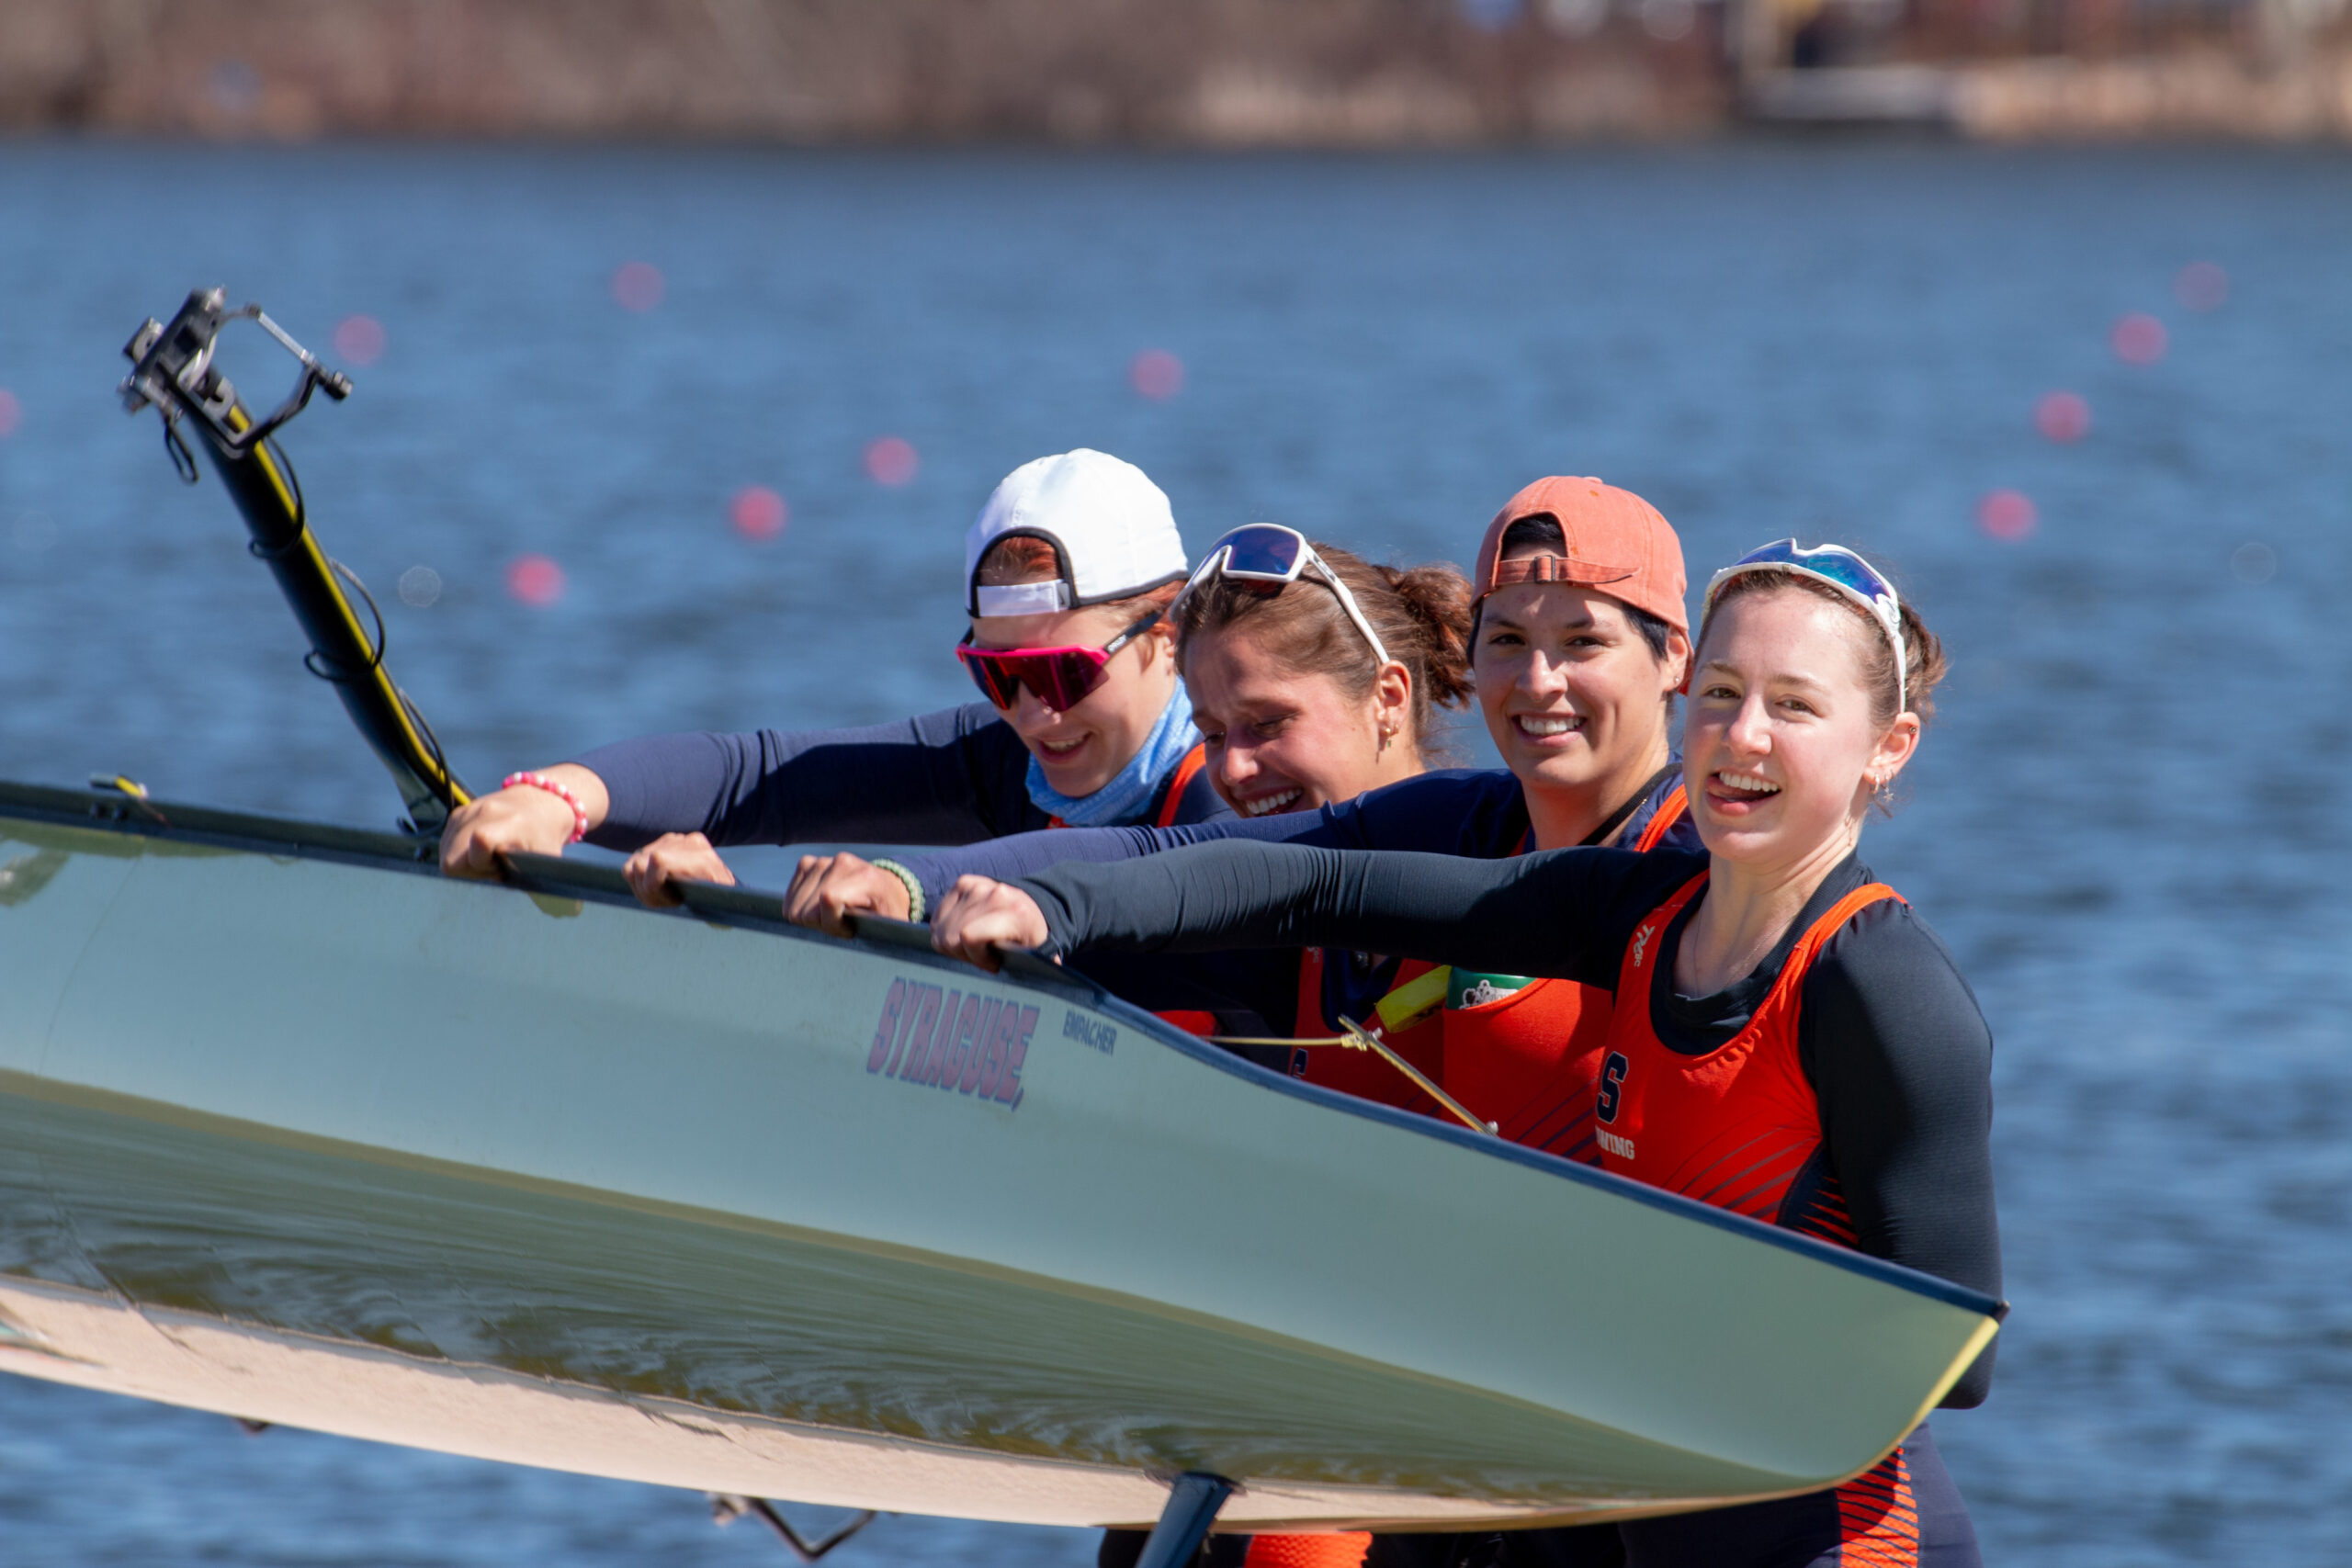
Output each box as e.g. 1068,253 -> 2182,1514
1470,488 -> 1689,854
960,528 -> 1189,817
1174,529 -> 1474,818
931,537 -> 1996,1568
1698,548 -> 1948,827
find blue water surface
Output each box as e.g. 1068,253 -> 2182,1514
0,141 -> 2347,1564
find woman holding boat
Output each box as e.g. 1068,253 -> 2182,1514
436,449 -> 1232,887
929,540 -> 2000,1567
995,520 -> 1484,1048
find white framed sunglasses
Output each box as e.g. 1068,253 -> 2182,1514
1702,539 -> 1906,714
1181,525 -> 1394,670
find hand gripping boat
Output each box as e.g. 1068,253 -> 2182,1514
0,292 -> 2002,1555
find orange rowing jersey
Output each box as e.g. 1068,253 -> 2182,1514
1052,744 -> 1219,1036
1241,1534 -> 1373,1568
1593,871 -> 1904,1240
1427,784 -> 1689,1160
1288,949 -> 1447,1112
1286,784 -> 1689,1140
1245,790 -> 1685,1568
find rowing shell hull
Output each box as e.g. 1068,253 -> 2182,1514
0,785 -> 1998,1530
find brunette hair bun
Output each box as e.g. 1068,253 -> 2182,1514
1893,598 -> 1949,730
1381,560 -> 1476,710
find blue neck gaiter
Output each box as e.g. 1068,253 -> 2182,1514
1025,683 -> 1199,827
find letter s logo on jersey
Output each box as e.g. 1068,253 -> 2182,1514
1596,1050 -> 1630,1125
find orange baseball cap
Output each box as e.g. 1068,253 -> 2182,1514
1471,476 -> 1689,637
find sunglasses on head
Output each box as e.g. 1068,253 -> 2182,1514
956,605 -> 1167,714
1180,524 -> 1394,669
1702,539 -> 1906,713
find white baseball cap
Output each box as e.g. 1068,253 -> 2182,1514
964,449 -> 1187,617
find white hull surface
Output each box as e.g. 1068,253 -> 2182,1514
0,784 -> 1998,1530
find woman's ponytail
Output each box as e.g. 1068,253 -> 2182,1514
1381,561 -> 1476,711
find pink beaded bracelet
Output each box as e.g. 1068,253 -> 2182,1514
503,772 -> 589,844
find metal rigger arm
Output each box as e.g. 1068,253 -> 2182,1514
119,288 -> 470,832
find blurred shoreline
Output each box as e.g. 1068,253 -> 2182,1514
2,0 -> 2349,143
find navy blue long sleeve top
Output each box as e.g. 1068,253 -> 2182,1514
894,768 -> 1698,1036
571,701 -> 1230,852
